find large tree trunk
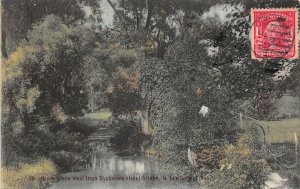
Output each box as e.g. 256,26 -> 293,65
138,109 -> 151,135
1,29 -> 8,58
145,0 -> 155,29
1,10 -> 8,58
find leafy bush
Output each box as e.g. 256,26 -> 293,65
288,172 -> 300,189
50,151 -> 83,172
201,136 -> 272,189
195,145 -> 226,170
110,119 -> 147,153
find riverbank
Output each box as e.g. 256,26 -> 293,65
2,159 -> 57,189
48,152 -> 199,189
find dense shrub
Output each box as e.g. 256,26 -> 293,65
195,145 -> 226,170
110,119 -> 147,153
50,151 -> 83,172
200,136 -> 272,189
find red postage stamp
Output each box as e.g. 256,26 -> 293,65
251,8 -> 298,60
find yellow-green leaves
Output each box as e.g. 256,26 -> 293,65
11,119 -> 24,135
16,86 -> 41,113
52,104 -> 68,124
2,46 -> 37,81
2,159 -> 57,189
3,47 -> 25,81
111,49 -> 138,68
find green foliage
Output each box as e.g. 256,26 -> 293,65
105,49 -> 142,114
2,15 -> 98,171
279,63 -> 300,98
23,15 -> 97,116
110,119 -> 147,152
195,145 -> 226,170
2,0 -> 101,54
3,1 -> 300,188
111,0 -> 223,58
196,136 -> 271,189
138,1 -> 293,181
50,150 -> 82,172
253,0 -> 300,8
111,49 -> 138,68
140,37 -> 240,175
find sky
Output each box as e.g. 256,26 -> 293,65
82,0 -> 115,28
99,0 -> 115,27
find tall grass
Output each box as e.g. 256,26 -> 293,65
2,159 -> 57,189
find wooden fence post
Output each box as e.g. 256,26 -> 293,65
294,132 -> 298,166
240,112 -> 243,129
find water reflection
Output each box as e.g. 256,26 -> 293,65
49,152 -> 198,189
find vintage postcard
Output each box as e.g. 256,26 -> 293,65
1,1 -> 300,189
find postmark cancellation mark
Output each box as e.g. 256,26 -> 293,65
251,8 -> 298,60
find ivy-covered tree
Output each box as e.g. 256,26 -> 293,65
139,1 -> 298,180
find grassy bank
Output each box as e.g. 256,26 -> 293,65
2,159 -> 57,189
83,111 -> 112,120
258,118 -> 300,143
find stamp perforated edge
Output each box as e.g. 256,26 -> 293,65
250,8 -> 299,60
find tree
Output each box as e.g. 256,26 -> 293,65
110,119 -> 147,152
2,15 -> 98,167
140,37 -> 240,176
1,0 -> 101,58
106,0 -> 220,59
105,48 -> 141,114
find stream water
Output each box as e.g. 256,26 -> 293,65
48,152 -> 199,189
